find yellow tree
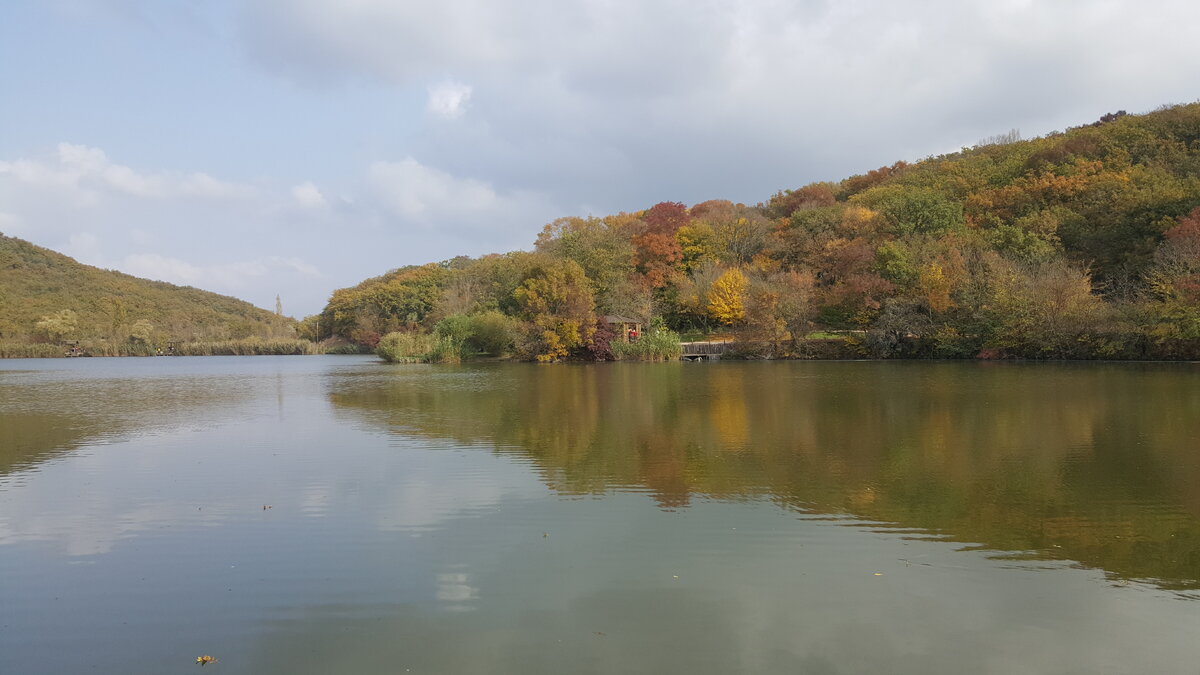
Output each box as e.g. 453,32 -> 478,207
707,268 -> 749,325
918,262 -> 952,313
513,258 -> 596,361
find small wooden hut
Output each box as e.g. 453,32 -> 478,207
601,315 -> 643,343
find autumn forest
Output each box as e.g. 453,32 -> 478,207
311,103 -> 1200,361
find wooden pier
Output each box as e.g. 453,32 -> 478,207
679,341 -> 733,360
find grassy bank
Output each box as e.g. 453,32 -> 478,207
0,339 -> 322,358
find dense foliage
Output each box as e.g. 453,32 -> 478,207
316,104 -> 1200,360
0,234 -> 294,353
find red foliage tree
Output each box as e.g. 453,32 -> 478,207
1154,207 -> 1200,303
632,201 -> 690,289
838,161 -> 909,198
763,183 -> 836,219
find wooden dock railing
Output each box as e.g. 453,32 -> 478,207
679,341 -> 734,359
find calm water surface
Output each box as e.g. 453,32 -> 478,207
1,356 -> 1198,674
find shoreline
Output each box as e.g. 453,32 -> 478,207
3,351 -> 1196,364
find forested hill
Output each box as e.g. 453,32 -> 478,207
0,234 -> 292,346
326,103 -> 1200,360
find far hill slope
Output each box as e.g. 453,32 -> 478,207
0,234 -> 293,345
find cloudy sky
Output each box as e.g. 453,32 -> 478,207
2,0 -> 1198,317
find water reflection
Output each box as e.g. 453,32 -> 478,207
330,361 -> 1200,589
3,357 -> 1200,674
0,358 -> 270,478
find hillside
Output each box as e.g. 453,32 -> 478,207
315,102 -> 1200,361
0,234 -> 294,348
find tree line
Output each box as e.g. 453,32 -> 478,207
312,103 -> 1200,360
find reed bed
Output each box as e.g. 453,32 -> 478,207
0,343 -> 64,358
610,329 -> 683,361
0,339 -> 322,358
377,332 -> 463,363
169,339 -> 321,356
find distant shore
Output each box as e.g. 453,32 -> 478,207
0,338 -> 322,359
4,335 -> 1199,361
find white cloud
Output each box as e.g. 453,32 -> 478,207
238,0 -> 1200,209
121,252 -> 323,291
0,143 -> 255,203
178,171 -> 254,199
65,232 -> 101,260
368,157 -> 496,220
366,157 -> 556,236
120,252 -> 207,285
427,80 -> 472,119
291,180 -> 327,208
0,211 -> 21,232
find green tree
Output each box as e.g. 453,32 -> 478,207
129,319 -> 154,344
296,315 -> 321,341
104,296 -> 128,341
979,259 -> 1111,358
513,258 -> 597,361
35,309 -> 79,342
465,310 -> 518,356
853,185 -> 964,236
535,216 -> 638,312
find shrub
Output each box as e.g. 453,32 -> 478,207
611,326 -> 682,361
324,342 -> 371,355
585,320 -> 617,361
377,331 -> 437,363
434,314 -> 475,346
465,310 -> 518,356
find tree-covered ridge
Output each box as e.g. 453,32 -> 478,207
317,103 -> 1200,360
0,234 -> 293,347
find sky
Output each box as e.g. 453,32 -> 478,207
2,0 -> 1199,318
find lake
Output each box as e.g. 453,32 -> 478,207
1,356 -> 1198,674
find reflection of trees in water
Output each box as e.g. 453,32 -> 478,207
331,362 -> 1200,589
0,376 -> 254,479
0,411 -> 97,477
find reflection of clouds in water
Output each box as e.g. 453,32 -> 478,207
0,499 -> 232,556
436,566 -> 479,611
300,483 -> 333,517
0,409 -> 547,558
0,435 -> 243,556
376,470 -> 511,533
